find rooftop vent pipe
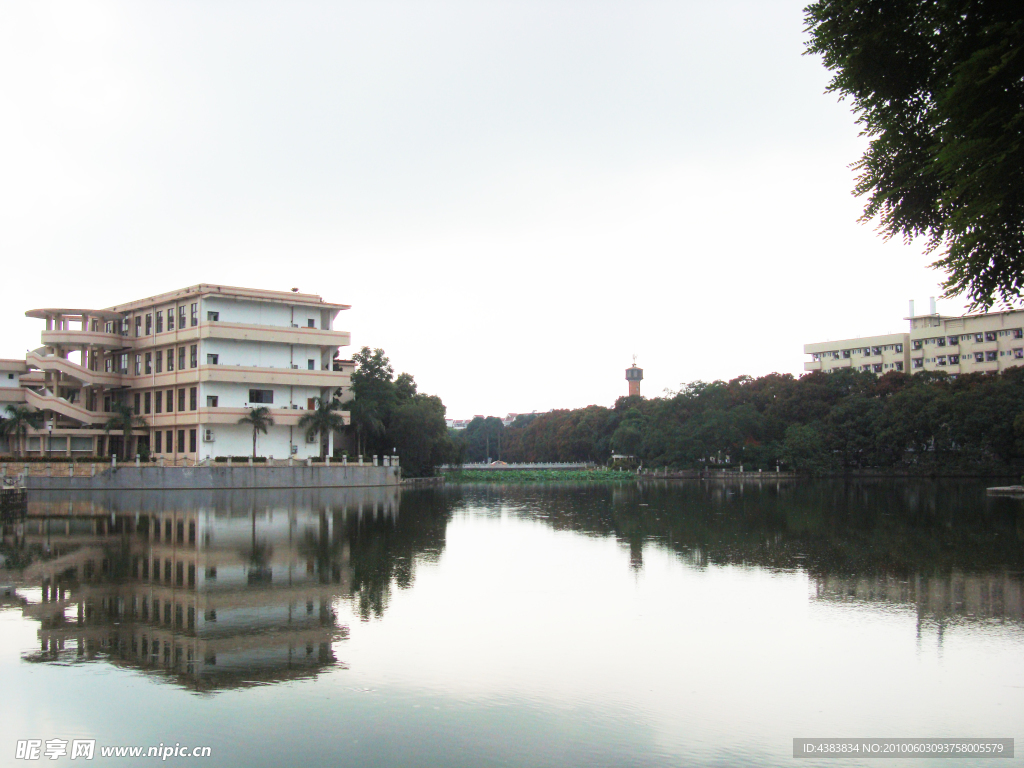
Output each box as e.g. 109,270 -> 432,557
909,299 -> 915,318
930,296 -> 937,315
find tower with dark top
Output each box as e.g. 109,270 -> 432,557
625,358 -> 643,397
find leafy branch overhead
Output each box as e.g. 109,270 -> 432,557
804,0 -> 1024,309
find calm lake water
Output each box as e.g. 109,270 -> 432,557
1,480 -> 1022,767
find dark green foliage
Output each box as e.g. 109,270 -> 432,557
804,0 -> 1024,309
483,368 -> 1024,474
346,347 -> 457,477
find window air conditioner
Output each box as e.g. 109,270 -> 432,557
306,432 -> 317,443
291,364 -> 298,369
203,429 -> 215,443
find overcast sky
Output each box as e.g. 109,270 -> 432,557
0,1 -> 967,418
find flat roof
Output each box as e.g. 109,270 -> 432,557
24,308 -> 125,321
106,284 -> 351,313
804,333 -> 909,354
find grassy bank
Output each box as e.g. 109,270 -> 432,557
442,469 -> 635,483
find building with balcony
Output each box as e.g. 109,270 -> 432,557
1,284 -> 353,461
804,300 -> 1024,378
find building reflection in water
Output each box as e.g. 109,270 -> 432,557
813,572 -> 1024,627
3,487 -> 403,692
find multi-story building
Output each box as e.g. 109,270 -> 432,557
804,299 -> 1024,377
804,333 -> 910,375
1,284 -> 352,460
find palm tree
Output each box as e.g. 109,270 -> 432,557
347,398 -> 384,459
102,402 -> 148,458
1,405 -> 44,457
237,406 -> 274,459
298,396 -> 346,460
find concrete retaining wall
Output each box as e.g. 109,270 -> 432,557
25,464 -> 399,491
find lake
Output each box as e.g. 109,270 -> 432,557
1,479 -> 1022,767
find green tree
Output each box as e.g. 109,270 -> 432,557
237,406 -> 274,459
103,402 -> 148,459
389,394 -> 452,477
1,405 -> 44,457
298,397 -> 346,460
347,398 -> 385,458
805,0 -> 1024,309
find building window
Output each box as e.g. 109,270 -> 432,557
104,396 -> 111,412
177,430 -> 185,453
986,350 -> 998,361
135,316 -> 142,337
975,352 -> 985,362
105,358 -> 112,373
985,331 -> 997,342
207,311 -> 219,322
947,336 -> 957,346
145,314 -> 152,335
189,387 -> 197,410
190,345 -> 197,368
936,338 -> 946,347
912,340 -> 922,350
190,303 -> 198,327
912,358 -> 923,369
206,395 -> 218,407
178,389 -> 186,412
895,361 -> 903,371
1015,349 -> 1024,359
145,353 -> 152,374
134,393 -> 141,414
105,321 -> 113,334
119,353 -> 128,374
189,429 -> 197,452
154,431 -> 162,453
248,389 -> 274,404
167,389 -> 174,412
166,430 -> 173,452
155,391 -> 163,414
895,344 -> 903,353
207,354 -> 219,365
178,347 -> 185,370
307,359 -> 315,370
134,354 -> 142,375
167,349 -> 174,372
949,354 -> 959,364
144,392 -> 152,414
167,309 -> 175,331
156,312 -> 163,333
307,318 -> 315,328
936,356 -> 946,366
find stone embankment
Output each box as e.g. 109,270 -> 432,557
2,456 -> 400,490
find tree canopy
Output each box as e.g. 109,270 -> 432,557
456,368 -> 1024,473
345,347 -> 457,476
804,0 -> 1024,309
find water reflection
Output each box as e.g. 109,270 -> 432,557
447,479 -> 1024,626
3,480 -> 1023,694
1,487 -> 453,691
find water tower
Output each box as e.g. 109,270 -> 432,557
625,357 -> 643,397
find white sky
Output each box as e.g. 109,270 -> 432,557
0,1 -> 967,419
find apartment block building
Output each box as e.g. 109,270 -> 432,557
804,333 -> 910,375
0,284 -> 352,460
804,301 -> 1024,377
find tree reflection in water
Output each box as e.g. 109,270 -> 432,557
2,480 -> 1021,694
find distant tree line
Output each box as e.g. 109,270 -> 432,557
452,369 -> 1024,474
